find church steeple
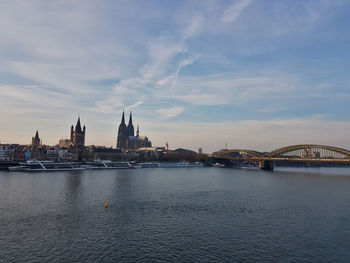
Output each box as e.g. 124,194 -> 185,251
136,124 -> 139,137
70,117 -> 86,151
75,117 -> 82,133
121,110 -> 125,125
34,130 -> 39,140
127,111 -> 134,136
128,111 -> 133,126
32,130 -> 41,148
117,110 -> 128,149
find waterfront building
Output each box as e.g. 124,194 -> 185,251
86,146 -> 123,161
0,144 -> 31,161
173,148 -> 197,155
0,147 -> 15,161
116,111 -> 152,151
46,149 -> 58,161
58,138 -> 70,148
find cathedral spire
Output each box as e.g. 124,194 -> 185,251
127,111 -> 134,136
121,110 -> 125,125
128,111 -> 133,126
136,124 -> 139,137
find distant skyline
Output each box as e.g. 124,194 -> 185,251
1,0 -> 350,153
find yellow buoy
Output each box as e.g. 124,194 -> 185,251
104,201 -> 108,208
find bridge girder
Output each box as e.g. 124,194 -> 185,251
268,144 -> 350,158
214,149 -> 265,158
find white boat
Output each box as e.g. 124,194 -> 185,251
84,161 -> 134,169
194,162 -> 204,167
139,162 -> 161,168
8,161 -> 86,172
158,162 -> 203,168
209,162 -> 226,168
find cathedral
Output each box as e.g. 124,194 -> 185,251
116,111 -> 152,151
70,117 -> 86,149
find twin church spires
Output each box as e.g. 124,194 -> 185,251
117,111 -> 150,150
117,111 -> 135,149
126,111 -> 140,136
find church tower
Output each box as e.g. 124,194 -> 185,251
127,111 -> 134,136
136,124 -> 140,137
117,110 -> 128,149
70,117 -> 86,149
31,130 -> 41,148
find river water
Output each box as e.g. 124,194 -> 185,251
1,167 -> 350,262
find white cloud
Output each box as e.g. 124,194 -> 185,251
182,15 -> 203,38
94,11 -> 203,115
221,0 -> 253,23
0,0 -> 348,150
155,107 -> 186,119
172,73 -> 301,106
125,100 -> 144,111
168,53 -> 201,98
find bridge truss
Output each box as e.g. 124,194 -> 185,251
214,144 -> 350,160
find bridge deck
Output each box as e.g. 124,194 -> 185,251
218,157 -> 350,163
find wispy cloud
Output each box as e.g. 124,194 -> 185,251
172,73 -> 301,106
168,54 -> 201,98
0,0 -> 349,149
156,107 -> 186,119
221,0 -> 253,23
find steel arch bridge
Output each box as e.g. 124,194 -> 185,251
213,144 -> 350,159
267,144 -> 350,158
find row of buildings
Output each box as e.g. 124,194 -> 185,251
0,112 -> 197,162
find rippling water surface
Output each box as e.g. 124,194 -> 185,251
1,167 -> 350,262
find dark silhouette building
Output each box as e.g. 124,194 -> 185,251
116,111 -> 152,151
30,130 -> 43,160
70,117 -> 86,149
117,111 -> 128,150
31,130 -> 41,148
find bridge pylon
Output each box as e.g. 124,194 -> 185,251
259,160 -> 274,171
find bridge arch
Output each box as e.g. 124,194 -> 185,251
268,144 -> 350,158
214,149 -> 265,158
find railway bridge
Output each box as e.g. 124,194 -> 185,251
212,144 -> 350,170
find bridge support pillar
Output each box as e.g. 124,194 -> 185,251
259,160 -> 274,171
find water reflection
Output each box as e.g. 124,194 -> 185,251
1,167 -> 350,262
63,172 -> 83,206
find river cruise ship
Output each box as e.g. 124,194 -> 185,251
8,161 -> 86,172
84,161 -> 137,169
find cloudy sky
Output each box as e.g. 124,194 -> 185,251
1,0 -> 350,152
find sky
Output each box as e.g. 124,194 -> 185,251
1,0 -> 350,153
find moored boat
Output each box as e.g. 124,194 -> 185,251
8,161 -> 86,172
159,161 -> 204,168
139,162 -> 161,168
84,161 -> 135,169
